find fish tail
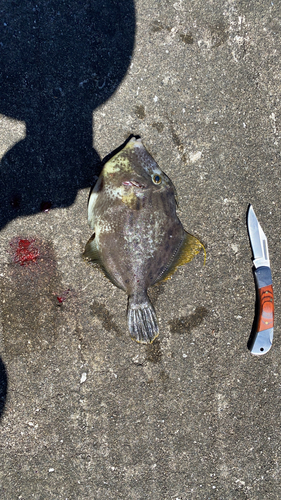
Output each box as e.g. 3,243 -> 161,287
127,294 -> 159,344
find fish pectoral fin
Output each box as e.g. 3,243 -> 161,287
83,233 -> 100,262
159,231 -> 206,282
127,294 -> 159,344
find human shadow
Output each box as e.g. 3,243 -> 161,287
0,0 -> 135,228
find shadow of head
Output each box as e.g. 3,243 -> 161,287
0,0 -> 135,228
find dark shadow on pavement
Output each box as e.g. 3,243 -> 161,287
0,0 -> 135,229
0,357 -> 8,420
0,0 -> 135,419
247,267 -> 260,352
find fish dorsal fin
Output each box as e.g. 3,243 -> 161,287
158,231 -> 206,283
83,233 -> 100,262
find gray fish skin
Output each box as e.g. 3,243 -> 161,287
85,137 -> 187,344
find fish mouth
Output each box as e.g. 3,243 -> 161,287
122,180 -> 146,189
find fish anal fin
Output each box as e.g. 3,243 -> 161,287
83,234 -> 126,290
160,232 -> 206,283
83,234 -> 100,262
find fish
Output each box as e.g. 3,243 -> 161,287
84,136 -> 204,344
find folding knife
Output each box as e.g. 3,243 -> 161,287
247,205 -> 274,355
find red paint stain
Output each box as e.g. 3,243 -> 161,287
11,239 -> 40,266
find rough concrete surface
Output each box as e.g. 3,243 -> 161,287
0,0 -> 281,499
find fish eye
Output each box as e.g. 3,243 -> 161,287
152,174 -> 161,185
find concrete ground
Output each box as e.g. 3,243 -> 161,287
0,0 -> 281,498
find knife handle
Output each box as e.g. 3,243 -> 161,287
255,266 -> 274,332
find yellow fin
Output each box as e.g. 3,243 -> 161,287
160,232 -> 206,283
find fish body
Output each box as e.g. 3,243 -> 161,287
84,137 -> 203,343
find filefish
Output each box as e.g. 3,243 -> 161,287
84,137 -> 204,344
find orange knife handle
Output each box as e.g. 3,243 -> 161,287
255,266 -> 274,332
257,284 -> 274,331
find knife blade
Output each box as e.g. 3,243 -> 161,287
247,205 -> 274,355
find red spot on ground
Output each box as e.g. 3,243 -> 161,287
55,289 -> 71,304
11,239 -> 40,266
